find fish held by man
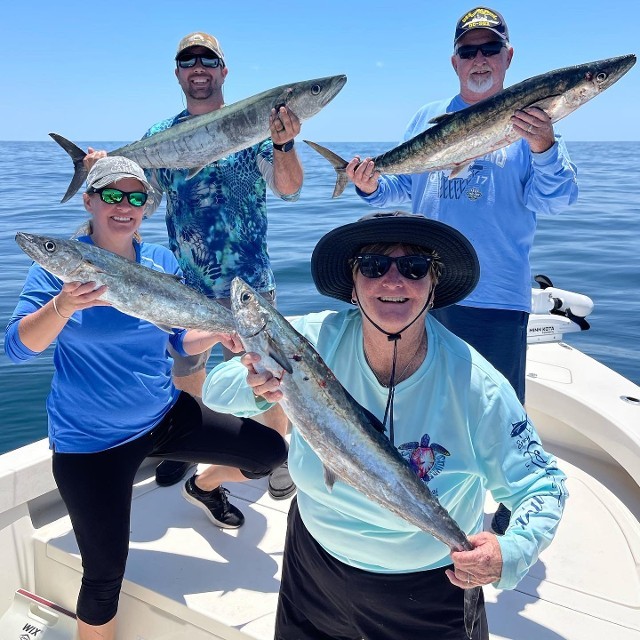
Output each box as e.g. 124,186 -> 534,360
230,276 -> 481,638
50,74 -> 348,203
305,54 -> 636,197
15,232 -> 236,334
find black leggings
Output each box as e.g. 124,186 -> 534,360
52,392 -> 288,626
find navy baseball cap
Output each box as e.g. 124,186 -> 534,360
454,7 -> 509,44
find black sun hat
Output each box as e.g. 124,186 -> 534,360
311,212 -> 479,309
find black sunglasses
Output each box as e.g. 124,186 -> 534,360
89,187 -> 148,207
355,254 -> 433,280
176,54 -> 224,69
456,41 -> 505,60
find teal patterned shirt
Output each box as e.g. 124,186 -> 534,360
144,111 -> 297,298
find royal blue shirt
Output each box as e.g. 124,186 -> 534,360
4,237 -> 186,453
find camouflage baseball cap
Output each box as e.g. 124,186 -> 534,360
454,7 -> 509,44
175,32 -> 224,60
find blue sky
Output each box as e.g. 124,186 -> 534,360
1,1 -> 637,142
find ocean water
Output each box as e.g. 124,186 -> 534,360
0,141 -> 638,455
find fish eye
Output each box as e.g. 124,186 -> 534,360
44,241 -> 56,252
596,72 -> 607,82
240,291 -> 253,303
310,84 -> 321,95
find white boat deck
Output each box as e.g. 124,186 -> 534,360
30,446 -> 640,640
2,340 -> 640,639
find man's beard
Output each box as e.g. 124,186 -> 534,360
188,85 -> 214,100
467,71 -> 495,95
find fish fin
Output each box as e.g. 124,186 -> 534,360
49,133 -> 88,203
524,96 -> 562,117
266,334 -> 294,374
186,165 -> 207,180
448,162 -> 471,179
303,140 -> 349,198
80,259 -> 109,275
464,586 -> 481,639
323,465 -> 338,492
428,112 -> 455,126
332,173 -> 349,199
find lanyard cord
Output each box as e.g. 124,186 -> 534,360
354,287 -> 434,444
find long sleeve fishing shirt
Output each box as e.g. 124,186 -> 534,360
204,310 -> 568,591
359,95 -> 579,313
4,237 -> 187,453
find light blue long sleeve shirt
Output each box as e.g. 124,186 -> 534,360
360,95 -> 578,312
204,309 -> 567,590
4,237 -> 187,453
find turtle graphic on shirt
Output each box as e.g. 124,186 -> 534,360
398,433 -> 450,482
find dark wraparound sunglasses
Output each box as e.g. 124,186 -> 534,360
176,54 -> 224,69
456,41 -> 505,59
355,254 -> 434,280
89,187 -> 148,207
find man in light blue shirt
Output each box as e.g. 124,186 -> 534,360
346,7 -> 578,407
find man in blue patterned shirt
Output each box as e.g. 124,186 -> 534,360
150,32 -> 303,500
85,31 -> 303,508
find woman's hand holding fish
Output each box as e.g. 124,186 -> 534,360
445,532 -> 503,589
16,281 -> 108,353
241,352 -> 284,403
182,330 -> 243,356
56,281 -> 110,316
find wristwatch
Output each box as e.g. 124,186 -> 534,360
273,140 -> 295,153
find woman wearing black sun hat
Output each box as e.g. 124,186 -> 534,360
206,211 -> 568,640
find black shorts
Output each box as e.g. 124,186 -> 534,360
275,499 -> 488,640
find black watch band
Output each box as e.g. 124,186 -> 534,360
273,140 -> 295,153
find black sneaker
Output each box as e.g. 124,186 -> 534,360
268,461 -> 296,500
182,476 -> 245,529
155,460 -> 195,487
490,503 -> 512,535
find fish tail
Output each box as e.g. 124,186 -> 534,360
49,133 -> 89,203
464,586 -> 481,639
303,140 -> 349,198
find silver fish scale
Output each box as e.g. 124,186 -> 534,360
15,233 -> 235,333
375,55 -> 636,174
114,77 -> 347,170
306,55 -> 635,199
231,277 -> 481,639
231,278 -> 470,552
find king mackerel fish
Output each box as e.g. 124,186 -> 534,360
230,277 -> 481,639
15,232 -> 235,334
50,74 -> 347,203
305,54 -> 636,196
